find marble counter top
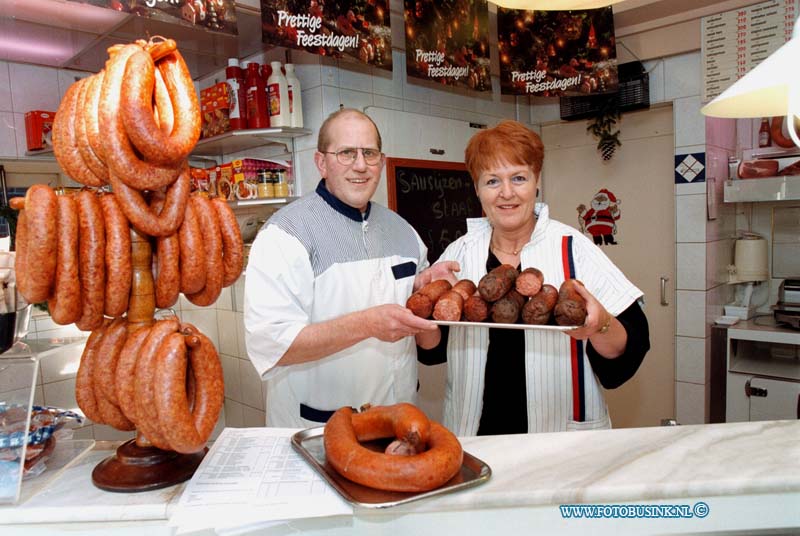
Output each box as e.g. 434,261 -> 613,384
2,420 -> 799,533
392,419 -> 800,514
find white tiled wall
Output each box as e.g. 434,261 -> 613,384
0,27 -> 721,431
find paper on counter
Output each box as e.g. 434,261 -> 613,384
169,427 -> 352,534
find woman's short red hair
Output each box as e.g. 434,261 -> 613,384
464,120 -> 544,184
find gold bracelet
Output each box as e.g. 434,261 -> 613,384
598,315 -> 612,334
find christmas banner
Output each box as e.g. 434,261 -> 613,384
404,0 -> 491,92
261,1 -> 392,70
498,7 -> 617,96
75,0 -> 238,35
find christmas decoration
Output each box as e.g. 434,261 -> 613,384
577,188 -> 622,246
586,95 -> 621,161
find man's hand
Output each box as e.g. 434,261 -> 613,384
365,304 -> 438,342
414,261 -> 461,291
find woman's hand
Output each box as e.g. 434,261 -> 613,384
565,282 -> 625,358
413,261 -> 461,291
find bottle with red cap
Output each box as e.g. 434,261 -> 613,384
245,62 -> 269,129
225,58 -> 247,130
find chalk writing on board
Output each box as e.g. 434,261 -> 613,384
387,158 -> 481,263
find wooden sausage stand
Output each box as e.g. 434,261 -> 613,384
91,229 -> 205,492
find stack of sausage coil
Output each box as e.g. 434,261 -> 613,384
77,318 -> 223,453
52,37 -> 199,238
11,184 -> 243,323
406,265 -> 588,327
12,37 -> 238,453
323,403 -> 463,492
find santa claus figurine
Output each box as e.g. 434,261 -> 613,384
578,188 -> 621,246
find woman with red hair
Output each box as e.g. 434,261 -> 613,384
418,120 -> 650,436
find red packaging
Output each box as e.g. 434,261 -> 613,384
226,59 -> 247,131
245,62 -> 269,129
200,83 -> 232,139
24,111 -> 56,151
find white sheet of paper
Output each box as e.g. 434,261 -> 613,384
170,427 -> 352,534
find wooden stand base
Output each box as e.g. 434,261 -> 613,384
91,439 -> 206,492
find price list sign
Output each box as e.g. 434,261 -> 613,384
702,0 -> 800,103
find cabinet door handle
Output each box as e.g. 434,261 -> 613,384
660,276 -> 669,306
797,393 -> 799,419
744,378 -> 768,398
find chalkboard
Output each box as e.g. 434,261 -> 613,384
386,158 -> 482,264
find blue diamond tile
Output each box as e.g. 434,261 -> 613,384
674,153 -> 706,184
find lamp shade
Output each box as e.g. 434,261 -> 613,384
491,0 -> 624,9
701,18 -> 800,119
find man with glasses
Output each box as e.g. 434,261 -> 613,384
244,108 -> 446,427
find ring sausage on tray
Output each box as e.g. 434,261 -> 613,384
406,267 -> 587,328
323,403 -> 463,492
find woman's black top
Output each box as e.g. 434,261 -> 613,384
417,249 -> 650,435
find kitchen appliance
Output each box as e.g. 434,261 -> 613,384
725,233 -> 769,320
774,279 -> 800,329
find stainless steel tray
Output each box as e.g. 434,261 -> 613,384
291,427 -> 491,509
432,319 -> 576,331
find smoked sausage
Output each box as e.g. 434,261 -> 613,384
419,279 -> 453,302
115,325 -> 151,424
490,291 -> 522,324
478,264 -> 517,302
515,267 -> 544,297
521,284 -> 558,325
324,406 -> 463,492
52,78 -> 105,187
18,185 -> 58,304
91,317 -> 135,431
108,163 -> 189,237
75,320 -> 112,424
47,194 -> 81,325
75,190 -> 106,331
154,233 -> 180,309
406,280 -> 453,318
432,290 -> 464,321
451,279 -> 477,302
74,74 -> 109,182
154,330 -> 224,454
177,200 -> 206,294
133,317 -> 179,450
211,197 -> 244,287
98,43 -> 181,191
350,403 -> 431,450
463,294 -> 489,322
99,193 -> 131,317
120,47 -> 200,166
554,279 -> 588,326
185,196 -> 223,306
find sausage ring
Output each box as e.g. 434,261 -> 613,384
19,185 -> 58,304
98,43 -> 181,191
121,48 -> 200,166
47,194 -> 81,325
323,405 -> 463,492
153,330 -> 224,454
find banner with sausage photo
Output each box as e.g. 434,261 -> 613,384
75,0 -> 238,35
497,7 -> 618,96
404,0 -> 491,92
260,0 -> 392,70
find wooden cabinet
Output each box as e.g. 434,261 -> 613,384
726,319 -> 800,422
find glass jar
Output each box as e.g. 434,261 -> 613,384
257,169 -> 274,198
274,170 -> 289,197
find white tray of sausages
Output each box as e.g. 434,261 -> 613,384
430,320 -> 577,331
291,427 -> 491,508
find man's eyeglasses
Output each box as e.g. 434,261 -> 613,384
322,147 -> 383,166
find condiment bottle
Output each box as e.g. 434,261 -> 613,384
267,61 -> 290,127
284,64 -> 304,128
245,62 -> 269,129
257,169 -> 274,198
225,58 -> 247,130
758,118 -> 771,148
274,169 -> 289,197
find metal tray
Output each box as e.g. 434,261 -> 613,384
432,319 -> 576,331
291,427 -> 491,509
